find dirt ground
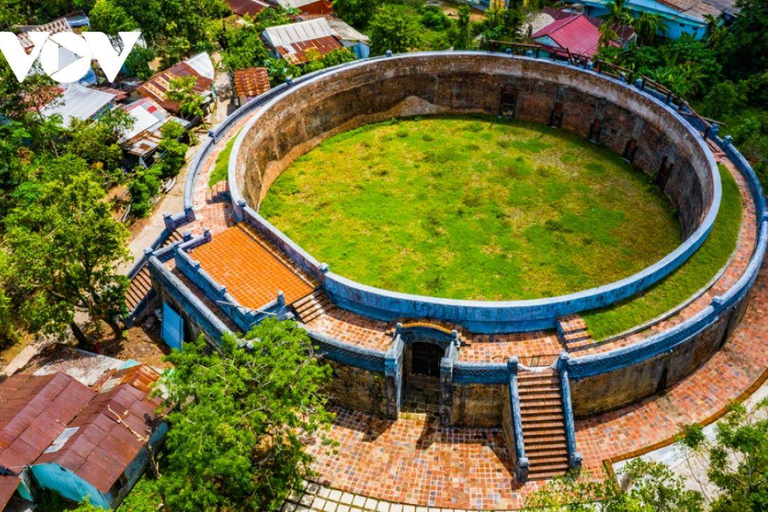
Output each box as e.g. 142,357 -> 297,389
84,317 -> 172,369
431,0 -> 486,22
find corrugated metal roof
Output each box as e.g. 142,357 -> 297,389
0,373 -> 95,474
274,0 -> 333,13
274,35 -> 344,65
137,59 -> 214,114
40,85 -> 117,128
233,67 -> 271,99
17,18 -> 71,49
0,474 -> 20,510
227,0 -> 272,16
185,53 -> 215,81
264,18 -> 335,47
327,19 -> 369,43
532,14 -> 603,58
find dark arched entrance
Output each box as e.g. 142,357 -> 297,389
402,341 -> 446,418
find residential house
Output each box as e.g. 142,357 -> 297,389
233,68 -> 272,106
564,0 -> 739,40
41,84 -> 118,128
263,18 -> 345,65
120,97 -> 192,168
17,16 -> 97,86
0,365 -> 166,510
136,53 -> 215,117
531,12 -> 635,60
273,0 -> 333,15
227,0 -> 272,16
326,18 -> 370,59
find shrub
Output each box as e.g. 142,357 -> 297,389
129,167 -> 162,217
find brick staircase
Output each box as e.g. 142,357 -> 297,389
125,230 -> 184,314
207,180 -> 230,203
292,289 -> 335,324
517,369 -> 570,480
557,314 -> 592,350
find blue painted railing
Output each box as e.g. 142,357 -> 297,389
507,357 -> 529,482
557,354 -> 582,469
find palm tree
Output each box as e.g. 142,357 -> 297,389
703,14 -> 728,48
600,0 -> 634,28
633,12 -> 667,45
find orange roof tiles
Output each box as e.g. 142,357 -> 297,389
189,224 -> 315,309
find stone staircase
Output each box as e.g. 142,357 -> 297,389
207,180 -> 230,203
125,230 -> 184,314
292,289 -> 335,324
557,314 -> 592,350
517,369 -> 570,480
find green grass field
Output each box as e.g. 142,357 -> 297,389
584,164 -> 743,340
260,116 -> 682,300
209,133 -> 238,188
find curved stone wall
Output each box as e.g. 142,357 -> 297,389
230,52 -> 721,332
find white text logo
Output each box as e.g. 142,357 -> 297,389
0,31 -> 141,83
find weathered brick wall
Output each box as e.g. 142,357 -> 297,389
449,383 -> 506,427
570,302 -> 743,417
236,54 -> 715,239
325,360 -> 389,417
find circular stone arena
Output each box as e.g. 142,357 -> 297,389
260,115 -> 682,300
153,51 -> 766,503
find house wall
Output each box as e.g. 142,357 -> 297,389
30,464 -> 110,509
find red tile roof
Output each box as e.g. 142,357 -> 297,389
275,35 -> 343,65
233,67 -> 271,99
532,13 -> 605,58
137,62 -> 213,114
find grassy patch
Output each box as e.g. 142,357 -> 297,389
208,133 -> 239,188
260,116 -> 681,300
584,164 -> 743,340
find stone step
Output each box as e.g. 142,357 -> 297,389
521,420 -> 564,430
524,434 -> 568,446
521,413 -> 564,423
521,398 -> 563,409
528,464 -> 571,480
525,447 -> 568,458
519,390 -> 561,400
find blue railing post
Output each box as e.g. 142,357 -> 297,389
440,335 -> 459,424
507,356 -> 529,482
385,326 -> 405,419
557,353 -> 582,470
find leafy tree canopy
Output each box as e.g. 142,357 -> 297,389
155,319 -> 334,511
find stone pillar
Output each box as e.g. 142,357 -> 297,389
384,327 -> 404,420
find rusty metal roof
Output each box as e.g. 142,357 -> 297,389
35,367 -> 163,493
0,474 -> 20,509
233,68 -> 271,99
0,373 -> 95,474
137,61 -> 213,114
0,366 -> 164,495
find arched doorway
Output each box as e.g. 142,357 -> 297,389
402,341 -> 446,418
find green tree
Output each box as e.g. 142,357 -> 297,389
2,156 -> 130,341
155,319 -> 334,511
332,0 -> 377,28
166,75 -> 207,126
453,5 -> 473,50
527,459 -> 704,511
633,12 -> 667,46
369,6 -> 422,55
156,121 -> 188,178
682,400 -> 768,512
66,108 -> 135,185
124,45 -> 156,81
128,166 -> 162,217
321,48 -> 356,68
88,0 -> 139,32
221,19 -> 271,71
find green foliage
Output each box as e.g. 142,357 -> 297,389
633,12 -> 668,46
66,108 -> 135,185
452,5 -> 473,50
584,165 -> 742,339
156,319 -> 333,511
220,17 -> 272,71
261,116 -> 680,300
333,0 -> 378,28
89,0 -> 138,31
166,76 -> 207,125
129,166 -> 162,217
209,133 -> 238,187
479,6 -> 524,47
700,81 -> 740,120
156,121 -> 188,178
3,155 -> 130,338
118,475 -> 163,512
420,6 -> 450,31
526,459 -> 704,511
124,45 -> 157,81
369,6 -> 422,55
